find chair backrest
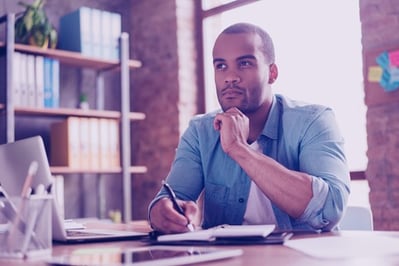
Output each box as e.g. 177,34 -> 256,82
339,206 -> 373,230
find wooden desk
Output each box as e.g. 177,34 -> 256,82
1,221 -> 399,266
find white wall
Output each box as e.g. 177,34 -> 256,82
203,0 -> 366,172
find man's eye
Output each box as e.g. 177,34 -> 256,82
215,63 -> 227,70
239,61 -> 252,68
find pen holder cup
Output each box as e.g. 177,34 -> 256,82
0,195 -> 52,259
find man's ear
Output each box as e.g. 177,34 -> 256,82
268,63 -> 278,84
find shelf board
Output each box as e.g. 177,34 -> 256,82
50,166 -> 148,175
14,107 -> 146,120
0,42 -> 142,70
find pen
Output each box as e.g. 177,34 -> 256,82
21,161 -> 38,198
162,180 -> 194,232
7,161 -> 40,253
21,184 -> 47,255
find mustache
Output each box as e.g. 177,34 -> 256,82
221,84 -> 245,94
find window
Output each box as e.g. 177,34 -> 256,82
202,0 -> 366,172
202,0 -> 237,10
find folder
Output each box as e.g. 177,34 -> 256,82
50,117 -> 81,168
58,7 -> 93,56
34,55 -> 44,108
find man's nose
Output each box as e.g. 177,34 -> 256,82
224,72 -> 241,84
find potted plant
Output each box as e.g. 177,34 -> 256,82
14,0 -> 57,48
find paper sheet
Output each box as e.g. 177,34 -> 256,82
284,234 -> 399,259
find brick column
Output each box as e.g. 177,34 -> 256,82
360,0 -> 399,230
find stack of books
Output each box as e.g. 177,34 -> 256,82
58,6 -> 122,60
50,117 -> 120,170
51,174 -> 65,220
12,52 -> 59,108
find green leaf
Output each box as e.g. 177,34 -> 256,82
15,18 -> 28,43
23,9 -> 34,31
49,29 -> 57,48
14,0 -> 56,48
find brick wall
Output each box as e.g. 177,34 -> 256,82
360,0 -> 399,230
129,0 -> 200,219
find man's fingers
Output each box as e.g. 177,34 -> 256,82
182,200 -> 199,223
214,116 -> 222,130
150,198 -> 198,234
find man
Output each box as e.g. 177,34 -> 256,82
148,22 -> 350,234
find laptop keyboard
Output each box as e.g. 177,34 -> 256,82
66,230 -> 110,237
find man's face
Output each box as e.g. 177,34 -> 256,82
212,32 -> 272,113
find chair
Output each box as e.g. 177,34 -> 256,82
339,206 -> 373,230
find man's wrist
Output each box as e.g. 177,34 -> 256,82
226,141 -> 250,159
148,196 -> 169,229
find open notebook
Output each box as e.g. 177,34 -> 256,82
0,136 -> 147,243
150,224 -> 292,245
157,224 -> 276,242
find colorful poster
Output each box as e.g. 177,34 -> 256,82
375,51 -> 399,92
388,50 -> 399,67
367,66 -> 382,82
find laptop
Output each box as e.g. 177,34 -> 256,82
0,136 -> 148,243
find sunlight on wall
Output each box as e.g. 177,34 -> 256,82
203,0 -> 366,172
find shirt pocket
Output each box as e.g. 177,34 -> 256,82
203,182 -> 229,226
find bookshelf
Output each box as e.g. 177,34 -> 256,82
0,13 -> 146,222
12,106 -> 145,120
4,42 -> 143,69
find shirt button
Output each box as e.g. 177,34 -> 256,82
238,198 -> 245,203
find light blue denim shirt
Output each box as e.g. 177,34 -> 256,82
149,94 -> 350,231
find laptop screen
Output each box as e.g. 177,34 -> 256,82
0,136 -> 149,242
0,136 -> 67,239
0,136 -> 53,197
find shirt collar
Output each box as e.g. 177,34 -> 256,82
260,94 -> 280,140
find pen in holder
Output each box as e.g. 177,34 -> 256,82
0,194 -> 52,259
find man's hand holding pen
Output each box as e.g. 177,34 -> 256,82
149,181 -> 198,234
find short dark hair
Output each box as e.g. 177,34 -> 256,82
221,23 -> 275,64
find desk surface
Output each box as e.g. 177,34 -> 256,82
2,221 -> 399,266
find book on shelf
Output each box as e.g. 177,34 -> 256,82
109,118 -> 121,168
50,116 -> 81,168
100,10 -> 113,60
79,117 -> 91,169
43,57 -> 60,108
12,52 -> 22,107
51,58 -> 60,108
58,6 -> 92,57
34,55 -> 45,108
91,8 -> 102,58
19,52 -> 28,107
99,118 -> 111,169
11,52 -> 58,109
50,117 -> 120,170
110,12 -> 122,60
58,6 -> 121,60
43,57 -> 51,107
89,117 -> 100,169
26,53 -> 36,107
51,174 -> 65,220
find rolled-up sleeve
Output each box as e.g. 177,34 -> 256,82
295,108 -> 351,231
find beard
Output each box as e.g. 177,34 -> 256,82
217,84 -> 261,114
